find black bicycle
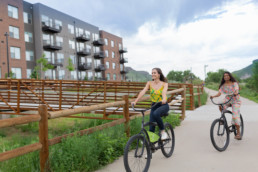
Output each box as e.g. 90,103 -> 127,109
210,95 -> 244,152
123,102 -> 175,172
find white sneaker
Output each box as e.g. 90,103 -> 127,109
161,132 -> 168,140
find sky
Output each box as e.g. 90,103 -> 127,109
26,0 -> 258,79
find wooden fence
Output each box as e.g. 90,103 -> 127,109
0,79 -> 202,117
0,88 -> 186,171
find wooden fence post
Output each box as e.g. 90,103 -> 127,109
38,105 -> 49,172
123,95 -> 130,137
17,80 -> 20,113
190,84 -> 195,110
181,85 -> 186,120
59,80 -> 62,110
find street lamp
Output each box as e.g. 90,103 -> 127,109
204,65 -> 208,82
4,32 -> 10,78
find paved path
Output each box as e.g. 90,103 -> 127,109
96,88 -> 258,172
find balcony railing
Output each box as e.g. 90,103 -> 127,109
78,63 -> 92,71
76,34 -> 90,42
77,48 -> 91,56
119,47 -> 127,53
92,38 -> 104,46
120,69 -> 128,74
43,40 -> 62,51
93,51 -> 105,59
42,21 -> 62,33
48,60 -> 63,69
94,64 -> 105,72
119,57 -> 128,64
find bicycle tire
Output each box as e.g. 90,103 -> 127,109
161,123 -> 175,157
210,118 -> 230,152
233,114 -> 244,137
123,134 -> 151,172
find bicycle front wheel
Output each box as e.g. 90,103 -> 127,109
161,123 -> 175,157
123,134 -> 151,172
210,119 -> 230,152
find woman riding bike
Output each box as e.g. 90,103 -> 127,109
132,67 -> 169,140
210,71 -> 242,140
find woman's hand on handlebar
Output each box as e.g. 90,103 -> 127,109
162,99 -> 167,104
131,101 -> 136,107
210,96 -> 214,99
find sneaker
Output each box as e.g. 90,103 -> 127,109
161,132 -> 168,140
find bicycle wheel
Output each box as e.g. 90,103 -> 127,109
123,134 -> 151,172
161,123 -> 175,157
210,119 -> 230,151
233,114 -> 244,137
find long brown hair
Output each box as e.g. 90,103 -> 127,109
152,68 -> 168,82
219,71 -> 237,89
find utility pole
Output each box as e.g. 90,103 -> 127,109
4,32 -> 10,78
204,65 -> 208,82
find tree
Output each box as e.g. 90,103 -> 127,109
66,58 -> 75,79
31,54 -> 54,79
167,70 -> 183,82
252,61 -> 258,91
5,71 -> 15,79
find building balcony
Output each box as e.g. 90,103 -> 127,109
76,34 -> 90,42
95,77 -> 106,81
77,49 -> 91,56
94,64 -> 105,72
78,63 -> 92,71
48,61 -> 63,69
119,47 -> 128,53
43,40 -> 62,51
93,38 -> 104,46
119,57 -> 128,64
120,69 -> 128,74
94,51 -> 105,59
42,22 -> 62,33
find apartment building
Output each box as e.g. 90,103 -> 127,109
100,30 -> 128,81
0,0 -> 127,81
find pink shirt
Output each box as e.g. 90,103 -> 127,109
219,82 -> 241,104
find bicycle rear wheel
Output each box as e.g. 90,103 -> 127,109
161,123 -> 175,157
233,114 -> 244,137
123,134 -> 151,172
210,119 -> 230,151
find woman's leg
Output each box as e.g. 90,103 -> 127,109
152,104 -> 169,130
232,103 -> 241,140
149,109 -> 156,132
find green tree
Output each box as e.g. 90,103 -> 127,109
5,71 -> 15,79
31,54 -> 54,79
252,61 -> 258,91
66,58 -> 74,71
167,70 -> 183,82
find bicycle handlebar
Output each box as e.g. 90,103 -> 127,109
131,101 -> 163,112
210,94 -> 238,106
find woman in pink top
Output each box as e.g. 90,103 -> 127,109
210,72 -> 242,140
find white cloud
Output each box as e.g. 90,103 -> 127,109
125,0 -> 258,79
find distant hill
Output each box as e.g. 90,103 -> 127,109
233,59 -> 258,79
125,67 -> 152,82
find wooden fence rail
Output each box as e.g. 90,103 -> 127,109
0,87 -> 186,171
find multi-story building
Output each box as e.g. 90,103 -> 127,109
0,0 -> 127,81
100,30 -> 128,81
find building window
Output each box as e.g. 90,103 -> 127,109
11,68 -> 22,79
85,30 -> 91,39
111,40 -> 114,47
25,32 -> 33,42
8,5 -> 18,19
10,47 -> 20,59
107,73 -> 110,80
112,63 -> 116,69
23,12 -> 32,24
55,20 -> 62,27
56,36 -> 63,46
57,53 -> 64,64
27,69 -> 32,79
106,62 -> 109,69
105,50 -> 108,57
9,26 -> 19,39
76,27 -> 84,36
86,57 -> 92,65
69,40 -> 75,49
59,70 -> 65,79
88,71 -> 93,80
113,74 -> 116,80
68,24 -> 74,34
104,38 -> 108,45
26,51 -> 34,61
112,51 -> 115,58
70,55 -> 76,64
44,51 -> 54,63
119,43 -> 122,49
71,71 -> 77,79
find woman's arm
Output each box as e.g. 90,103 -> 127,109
210,92 -> 221,99
132,81 -> 150,105
233,82 -> 239,95
162,83 -> 168,104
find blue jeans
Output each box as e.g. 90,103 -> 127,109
149,103 -> 169,132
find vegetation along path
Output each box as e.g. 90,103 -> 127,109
96,88 -> 258,172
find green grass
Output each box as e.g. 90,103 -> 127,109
0,112 -> 181,172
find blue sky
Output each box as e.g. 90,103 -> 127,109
26,0 -> 258,79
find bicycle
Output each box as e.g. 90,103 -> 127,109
210,95 -> 244,152
123,102 -> 175,172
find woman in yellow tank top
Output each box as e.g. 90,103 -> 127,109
132,68 -> 169,140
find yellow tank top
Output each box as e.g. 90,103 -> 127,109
150,84 -> 166,102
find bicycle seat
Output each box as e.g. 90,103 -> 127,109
160,113 -> 169,117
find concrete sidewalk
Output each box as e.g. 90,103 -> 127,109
96,88 -> 258,172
